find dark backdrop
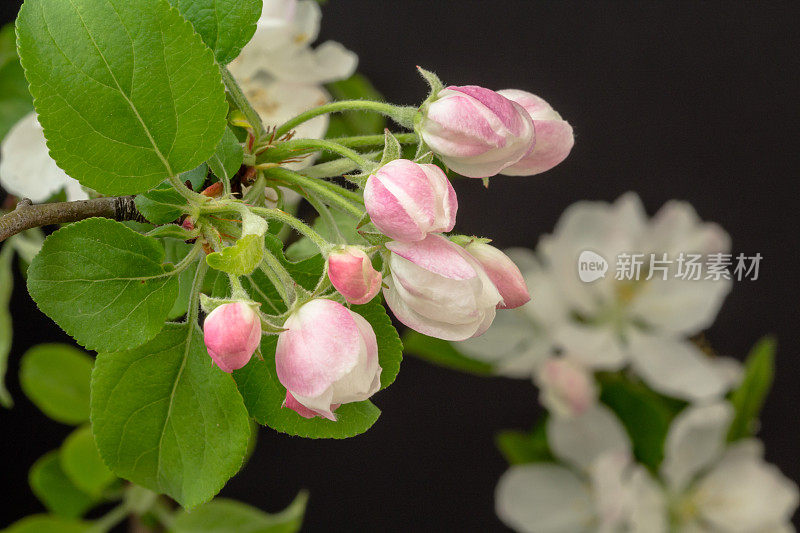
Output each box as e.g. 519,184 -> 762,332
1,1 -> 799,531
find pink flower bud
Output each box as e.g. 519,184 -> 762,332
534,357 -> 597,418
363,159 -> 457,242
383,234 -> 502,341
276,299 -> 382,421
203,302 -> 262,373
497,89 -> 574,176
463,241 -> 530,309
327,246 -> 382,305
419,85 -> 535,178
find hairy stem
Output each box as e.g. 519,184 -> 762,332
0,196 -> 146,243
274,100 -> 417,138
264,167 -> 364,218
221,66 -> 264,138
259,138 -> 374,169
330,132 -> 418,149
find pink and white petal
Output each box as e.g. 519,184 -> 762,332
547,404 -> 631,472
660,402 -> 733,492
387,235 -> 477,280
276,300 -> 361,398
500,119 -> 574,177
496,464 -> 596,533
283,391 -> 328,419
627,332 -> 729,402
383,278 -> 485,341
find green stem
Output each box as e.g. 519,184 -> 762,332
259,255 -> 295,306
260,138 -> 373,169
91,502 -> 131,533
170,241 -> 203,273
221,66 -> 264,137
305,191 -> 344,243
301,152 -> 380,179
274,100 -> 417,138
249,206 -> 331,252
168,174 -> 201,205
264,167 -> 364,218
186,254 -> 209,326
330,132 -> 418,149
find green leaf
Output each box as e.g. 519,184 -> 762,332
135,184 -> 190,225
0,24 -> 34,142
402,331 -> 494,376
91,323 -> 251,508
182,163 -> 210,191
27,218 -> 180,352
233,336 -> 381,439
172,492 -> 308,533
208,127 -> 244,183
285,210 -> 364,261
164,240 -> 198,320
727,336 -> 776,442
60,425 -> 117,498
19,344 -> 92,425
206,234 -> 264,276
352,299 -> 403,390
16,0 -> 228,195
28,452 -> 96,519
496,421 -> 554,465
1,515 -> 92,533
168,0 -> 263,65
599,373 -> 681,471
0,243 -> 14,407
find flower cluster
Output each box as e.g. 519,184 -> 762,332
435,194 -> 799,531
198,73 -> 574,421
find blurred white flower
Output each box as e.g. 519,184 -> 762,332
228,0 -> 358,167
496,405 -> 660,533
458,193 -> 738,403
0,112 -> 87,202
662,404 -> 798,532
496,401 -> 799,533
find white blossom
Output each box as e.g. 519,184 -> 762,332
0,112 -> 88,202
228,0 -> 358,169
458,193 -> 739,403
496,401 -> 799,532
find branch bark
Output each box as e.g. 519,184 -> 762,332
0,195 -> 146,243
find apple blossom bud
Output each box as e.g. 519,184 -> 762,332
363,159 -> 457,242
419,85 -> 535,178
534,357 -> 597,418
203,303 -> 262,373
462,241 -> 530,309
327,246 -> 382,304
383,234 -> 502,341
276,299 -> 382,421
497,89 -> 574,176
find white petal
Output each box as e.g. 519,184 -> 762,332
627,466 -> 669,533
628,276 -> 731,336
0,113 -> 84,202
627,332 -> 729,402
496,464 -> 595,533
589,452 -> 632,530
236,77 -> 330,169
643,199 -> 731,258
547,404 -> 630,472
262,41 -> 358,85
552,322 -> 628,370
660,402 -> 733,491
456,307 -> 551,378
693,440 -> 799,532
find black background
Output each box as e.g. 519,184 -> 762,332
1,1 -> 799,531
